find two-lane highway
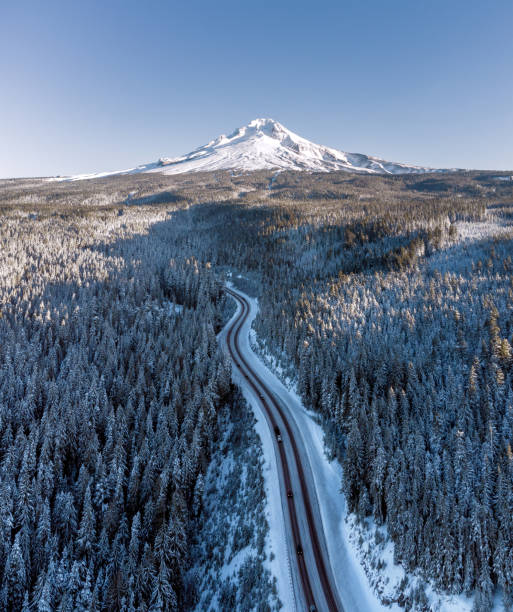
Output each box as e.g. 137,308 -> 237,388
224,286 -> 342,612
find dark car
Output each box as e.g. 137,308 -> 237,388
296,544 -> 303,556
287,489 -> 293,498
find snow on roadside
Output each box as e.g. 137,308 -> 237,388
229,284 -> 384,611
218,295 -> 296,611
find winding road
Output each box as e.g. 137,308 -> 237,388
223,286 -> 343,612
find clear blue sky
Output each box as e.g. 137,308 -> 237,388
1,0 -> 512,177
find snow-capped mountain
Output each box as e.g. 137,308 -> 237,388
58,118 -> 448,180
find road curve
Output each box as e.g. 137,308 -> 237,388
224,286 -> 342,612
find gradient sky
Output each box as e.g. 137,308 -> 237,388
1,0 -> 512,177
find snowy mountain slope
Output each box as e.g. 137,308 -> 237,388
55,118 -> 451,181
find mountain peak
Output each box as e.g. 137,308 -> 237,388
247,117 -> 286,134
153,118 -> 441,176
58,119 -> 448,181
247,117 -> 281,129
223,118 -> 289,143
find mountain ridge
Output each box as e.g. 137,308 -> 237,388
55,118 -> 453,181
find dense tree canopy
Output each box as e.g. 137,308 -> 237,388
0,195 -> 232,610
1,168 -> 512,610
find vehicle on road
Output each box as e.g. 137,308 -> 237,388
274,425 -> 283,443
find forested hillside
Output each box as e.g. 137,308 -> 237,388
1,168 -> 512,610
248,174 -> 513,610
0,185 -> 240,610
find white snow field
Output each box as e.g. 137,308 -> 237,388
52,118 -> 451,181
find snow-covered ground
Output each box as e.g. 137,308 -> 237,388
166,300 -> 184,315
453,217 -> 512,243
185,395 -> 281,612
426,213 -> 513,275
